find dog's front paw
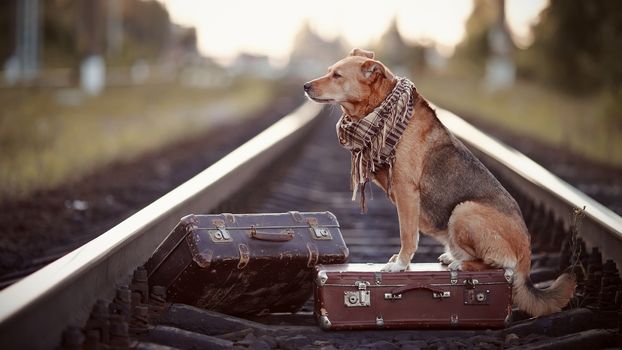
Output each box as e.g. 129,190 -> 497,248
448,260 -> 463,271
381,254 -> 409,272
380,260 -> 409,272
438,252 -> 454,265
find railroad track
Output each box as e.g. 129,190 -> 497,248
1,101 -> 621,349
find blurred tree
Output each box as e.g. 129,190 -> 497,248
525,0 -> 622,95
42,0 -> 80,68
373,19 -> 426,75
121,0 -> 171,63
0,0 -> 183,69
288,22 -> 347,77
0,1 -> 18,68
452,0 -> 500,74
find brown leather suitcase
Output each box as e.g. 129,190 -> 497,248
145,211 -> 348,315
314,263 -> 513,330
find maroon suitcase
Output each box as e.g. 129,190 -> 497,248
145,211 -> 349,316
314,263 -> 513,330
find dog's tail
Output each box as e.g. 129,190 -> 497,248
513,260 -> 576,317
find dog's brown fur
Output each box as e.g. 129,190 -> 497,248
304,48 -> 576,317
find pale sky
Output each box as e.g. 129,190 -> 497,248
159,0 -> 547,64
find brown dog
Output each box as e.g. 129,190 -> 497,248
304,48 -> 575,317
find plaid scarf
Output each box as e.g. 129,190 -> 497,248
336,76 -> 417,211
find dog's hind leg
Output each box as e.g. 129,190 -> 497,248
381,187 -> 420,272
446,201 -> 526,272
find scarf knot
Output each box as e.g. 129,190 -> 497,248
336,76 -> 416,212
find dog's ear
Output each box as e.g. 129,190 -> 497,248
349,48 -> 375,59
361,59 -> 388,81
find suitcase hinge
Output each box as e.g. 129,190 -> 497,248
307,218 -> 333,240
374,272 -> 382,285
344,281 -> 371,307
504,268 -> 514,284
450,270 -> 458,284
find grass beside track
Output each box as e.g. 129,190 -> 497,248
0,77 -> 276,199
416,71 -> 622,168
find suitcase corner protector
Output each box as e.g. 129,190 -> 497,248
319,314 -> 332,330
180,214 -> 198,226
316,270 -> 328,286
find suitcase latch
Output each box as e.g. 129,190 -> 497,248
208,220 -> 233,243
344,281 -> 371,307
464,288 -> 490,305
307,218 -> 333,240
208,228 -> 232,243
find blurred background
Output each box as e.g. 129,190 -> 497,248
0,0 -> 621,201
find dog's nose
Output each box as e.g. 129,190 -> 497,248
303,83 -> 312,92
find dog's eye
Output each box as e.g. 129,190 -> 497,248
332,72 -> 342,78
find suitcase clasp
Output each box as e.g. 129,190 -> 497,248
308,218 -> 333,240
344,281 -> 371,307
208,228 -> 232,242
208,220 -> 232,243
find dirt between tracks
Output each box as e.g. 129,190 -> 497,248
0,103 -> 620,282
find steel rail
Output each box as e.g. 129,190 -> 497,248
437,108 -> 622,268
0,101 -> 323,350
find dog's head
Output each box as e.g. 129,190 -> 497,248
304,48 -> 396,119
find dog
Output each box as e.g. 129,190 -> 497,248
304,48 -> 575,317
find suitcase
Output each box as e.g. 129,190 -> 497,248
145,211 -> 348,315
314,263 -> 513,330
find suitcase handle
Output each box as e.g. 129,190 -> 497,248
249,226 -> 294,242
390,284 -> 451,299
